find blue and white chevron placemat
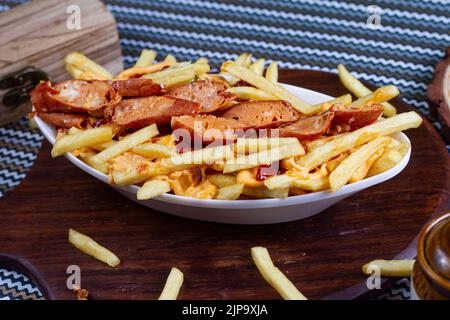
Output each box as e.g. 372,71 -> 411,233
0,0 -> 449,300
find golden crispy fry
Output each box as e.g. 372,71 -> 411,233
242,186 -> 289,198
265,61 -> 278,83
312,94 -> 352,112
235,137 -> 299,155
242,53 -> 253,67
223,142 -> 304,173
347,85 -> 399,109
296,111 -> 422,170
135,49 -> 157,67
329,137 -> 390,191
195,57 -> 208,64
164,54 -> 177,63
362,259 -> 415,277
227,86 -> 277,101
222,61 -> 316,115
64,52 -> 113,80
367,142 -> 410,177
251,247 -> 307,300
77,147 -> 110,174
91,140 -> 118,152
158,267 -> 184,300
65,64 -> 83,79
264,174 -> 329,191
68,228 -> 120,267
207,173 -> 237,188
145,64 -> 196,89
51,127 -> 112,158
166,145 -> 234,166
90,124 -> 159,166
249,58 -> 266,76
115,62 -> 173,80
348,146 -> 385,183
132,143 -> 174,160
338,64 -> 397,117
137,180 -> 171,200
216,183 -> 244,200
235,53 -> 248,65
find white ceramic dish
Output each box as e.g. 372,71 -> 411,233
35,83 -> 411,224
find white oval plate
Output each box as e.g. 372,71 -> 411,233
35,83 -> 411,224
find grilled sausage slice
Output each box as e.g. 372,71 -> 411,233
279,111 -> 334,140
221,100 -> 300,128
109,78 -> 162,97
37,112 -> 87,129
111,96 -> 201,129
331,104 -> 384,132
165,79 -> 236,113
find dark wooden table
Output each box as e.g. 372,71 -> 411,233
1,70 -> 449,300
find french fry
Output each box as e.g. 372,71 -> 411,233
144,63 -> 196,89
338,64 -> 397,117
193,62 -> 211,75
264,174 -> 329,191
223,142 -> 304,173
367,142 -> 410,177
65,64 -> 83,79
242,53 -> 253,67
166,145 -> 234,166
68,228 -> 120,267
348,146 -> 385,183
90,124 -> 159,166
215,184 -> 244,200
312,94 -> 352,111
137,180 -> 171,200
265,61 -> 278,83
235,53 -> 248,65
134,49 -> 157,67
251,247 -> 307,300
249,58 -> 266,76
362,259 -> 415,277
132,143 -> 174,159
347,85 -> 400,109
195,57 -> 208,64
110,153 -> 169,186
242,186 -> 289,198
91,140 -> 118,152
264,174 -> 295,189
115,62 -> 173,80
329,137 -> 390,191
158,267 -> 184,300
77,148 -> 110,174
64,52 -> 113,80
51,127 -> 112,158
236,169 -> 264,187
222,61 -> 316,115
296,111 -> 422,170
164,54 -> 177,63
235,137 -> 299,154
227,86 -> 277,101
207,174 -> 237,188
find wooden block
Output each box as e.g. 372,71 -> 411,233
0,0 -> 123,124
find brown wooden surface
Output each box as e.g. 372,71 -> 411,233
0,0 -> 123,81
0,70 -> 449,300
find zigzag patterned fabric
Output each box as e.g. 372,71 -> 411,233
0,0 -> 449,300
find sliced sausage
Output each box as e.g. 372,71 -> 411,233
221,100 -> 300,128
30,80 -> 121,116
111,96 -> 201,129
37,112 -> 87,129
165,79 -> 236,113
331,104 -> 384,132
171,114 -> 252,142
279,111 -> 334,140
109,78 -> 162,97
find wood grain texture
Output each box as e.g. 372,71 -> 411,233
0,0 -> 123,82
0,70 -> 449,300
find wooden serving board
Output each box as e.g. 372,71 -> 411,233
0,70 -> 449,300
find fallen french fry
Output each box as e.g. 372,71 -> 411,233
338,64 -> 397,117
158,267 -> 184,300
251,247 -> 307,300
362,259 -> 415,277
68,228 -> 120,267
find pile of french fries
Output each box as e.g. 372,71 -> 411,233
50,50 -> 422,201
